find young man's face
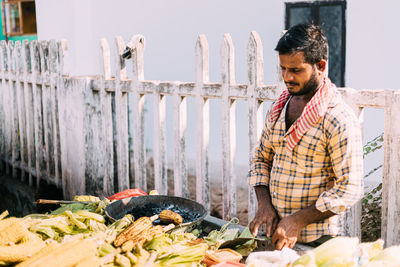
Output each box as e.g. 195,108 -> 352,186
279,51 -> 325,96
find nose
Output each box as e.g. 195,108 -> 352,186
282,70 -> 293,82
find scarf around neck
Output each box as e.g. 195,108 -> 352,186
268,77 -> 335,152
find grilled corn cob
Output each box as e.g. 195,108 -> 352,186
147,225 -> 165,237
160,210 -> 183,225
121,223 -> 175,252
0,217 -> 29,245
121,239 -> 135,252
146,224 -> 174,241
113,215 -> 158,247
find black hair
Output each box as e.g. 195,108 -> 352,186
275,23 -> 328,65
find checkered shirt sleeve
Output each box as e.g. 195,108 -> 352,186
315,111 -> 364,214
247,115 -> 275,187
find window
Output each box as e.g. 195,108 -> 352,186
2,0 -> 37,36
285,1 -> 346,87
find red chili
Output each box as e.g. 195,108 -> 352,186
107,188 -> 147,201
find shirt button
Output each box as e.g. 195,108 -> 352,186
273,192 -> 277,196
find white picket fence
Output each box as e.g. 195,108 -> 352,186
1,33 -> 400,246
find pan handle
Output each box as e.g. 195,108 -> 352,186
34,199 -> 95,205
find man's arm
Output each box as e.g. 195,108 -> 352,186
315,114 -> 364,215
271,202 -> 335,249
247,115 -> 279,237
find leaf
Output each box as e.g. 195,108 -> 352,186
238,227 -> 253,238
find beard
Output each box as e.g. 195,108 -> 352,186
288,70 -> 320,96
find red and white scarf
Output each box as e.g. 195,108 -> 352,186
268,77 -> 335,152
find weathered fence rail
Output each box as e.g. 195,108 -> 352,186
1,33 -> 400,246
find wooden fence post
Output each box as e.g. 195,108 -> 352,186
30,41 -> 43,187
195,34 -> 210,210
173,82 -> 188,197
15,41 -> 27,181
39,40 -> 52,183
48,40 -> 61,187
247,31 -> 264,222
130,35 -> 147,191
221,33 -> 237,220
114,36 -> 129,191
58,39 -> 69,197
99,38 -> 114,196
153,80 -> 168,195
0,41 -> 5,172
7,41 -> 19,178
382,91 -> 400,247
22,40 -> 34,184
0,41 -> 10,174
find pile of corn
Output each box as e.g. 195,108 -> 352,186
0,197 -> 212,267
4,194 -> 400,267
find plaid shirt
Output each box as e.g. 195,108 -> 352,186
247,88 -> 364,243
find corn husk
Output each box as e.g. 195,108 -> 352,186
292,251 -> 317,267
311,237 -> 359,266
320,257 -> 357,267
363,245 -> 400,267
359,239 -> 384,264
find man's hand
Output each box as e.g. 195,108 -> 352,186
271,202 -> 336,250
249,201 -> 279,237
249,186 -> 279,237
271,215 -> 303,249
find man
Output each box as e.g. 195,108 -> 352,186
247,23 -> 363,249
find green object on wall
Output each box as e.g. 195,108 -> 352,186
0,1 -> 37,42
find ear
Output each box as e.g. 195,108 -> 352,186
315,59 -> 327,73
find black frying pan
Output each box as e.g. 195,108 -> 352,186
105,195 -> 207,230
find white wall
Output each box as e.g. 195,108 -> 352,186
347,0 -> 400,190
346,0 -> 400,90
35,0 -> 397,187
36,0 -> 284,83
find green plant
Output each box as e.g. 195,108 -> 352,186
361,133 -> 383,242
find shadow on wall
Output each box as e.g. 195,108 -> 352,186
0,172 -> 63,217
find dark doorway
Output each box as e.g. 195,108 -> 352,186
285,1 -> 346,87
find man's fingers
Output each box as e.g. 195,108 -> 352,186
271,231 -> 278,244
288,237 -> 297,248
264,221 -> 272,237
250,219 -> 261,237
271,218 -> 278,235
275,238 -> 286,250
249,219 -> 256,235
